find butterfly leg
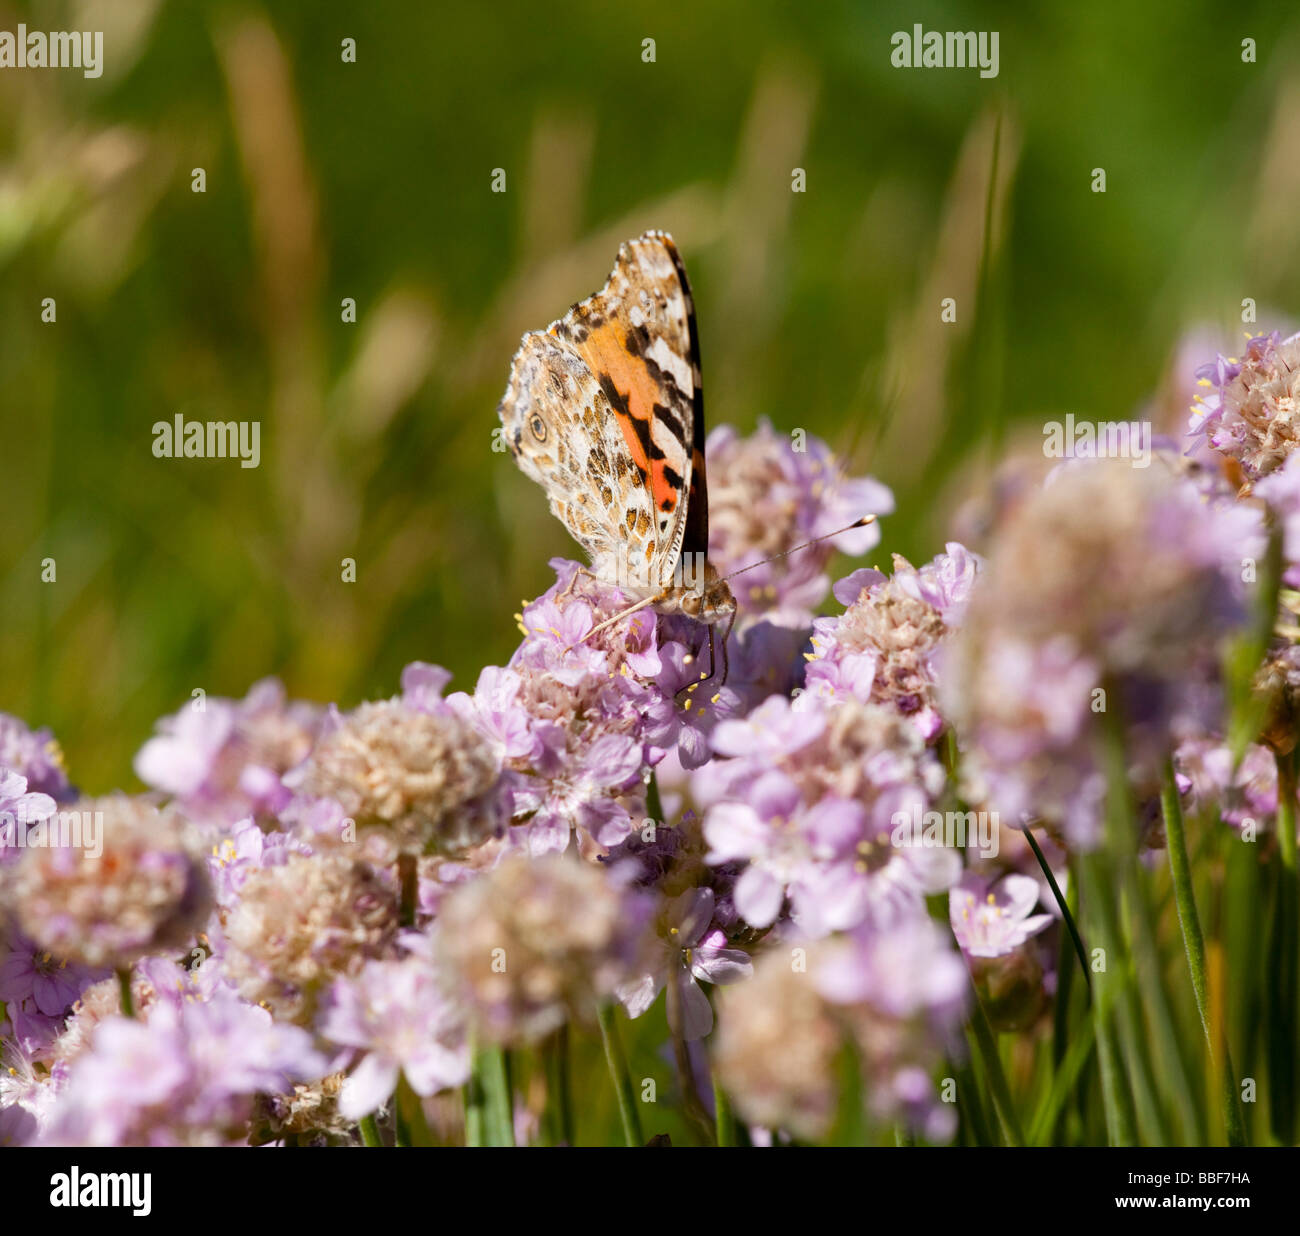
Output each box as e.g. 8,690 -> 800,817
673,625 -> 712,708
718,610 -> 735,689
557,566 -> 592,602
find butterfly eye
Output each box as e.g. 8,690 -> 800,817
529,414 -> 548,442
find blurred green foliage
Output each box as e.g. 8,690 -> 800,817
3,0 -> 1299,792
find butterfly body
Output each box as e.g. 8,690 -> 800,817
499,231 -> 736,627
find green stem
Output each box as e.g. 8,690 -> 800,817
117,968 -> 135,1019
968,993 -> 1023,1146
713,1073 -> 737,1147
596,1003 -> 643,1146
665,976 -> 715,1144
1076,851 -> 1137,1146
953,1055 -> 995,1147
395,1072 -> 434,1147
544,1026 -> 574,1146
1025,827 -> 1090,994
358,1114 -> 382,1147
465,1040 -> 513,1146
1090,694 -> 1162,1144
480,1045 -> 514,1146
1161,760 -> 1245,1146
1029,1005 -> 1097,1145
1268,748 -> 1298,1144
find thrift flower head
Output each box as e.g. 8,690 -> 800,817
944,459 -> 1253,846
134,679 -> 322,827
0,768 -> 58,865
950,873 -> 1053,1032
7,796 -> 211,969
699,694 -> 954,936
435,854 -> 652,1044
1189,329 -> 1300,482
804,543 -> 980,739
712,946 -> 841,1139
814,914 -> 968,1140
949,871 -> 1053,959
319,953 -> 469,1119
1256,451 -> 1300,589
466,559 -> 710,852
43,994 -> 327,1146
615,886 -> 752,1039
296,672 -> 504,859
0,935 -> 103,1023
220,852 -> 400,1024
1176,737 -> 1277,831
0,713 -> 72,801
47,956 -> 220,1070
704,420 -> 892,625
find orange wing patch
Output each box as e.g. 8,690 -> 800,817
565,321 -> 685,518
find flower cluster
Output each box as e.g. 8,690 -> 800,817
942,457 -> 1255,847
803,543 -> 980,740
1188,329 -> 1300,483
695,693 -> 954,935
135,679 -> 322,828
6,796 -> 212,969
704,419 -> 892,625
434,854 -> 652,1044
4,388 -> 1297,1149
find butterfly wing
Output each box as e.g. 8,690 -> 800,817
500,231 -> 706,591
550,231 -> 703,580
498,331 -> 661,588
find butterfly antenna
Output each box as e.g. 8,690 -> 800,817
721,515 -> 877,583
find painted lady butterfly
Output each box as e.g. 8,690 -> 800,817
498,231 -> 736,631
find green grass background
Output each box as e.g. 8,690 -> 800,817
3,0 -> 1299,791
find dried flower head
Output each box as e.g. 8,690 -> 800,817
435,854 -> 651,1044
297,697 -> 503,859
220,852 -> 399,1024
7,796 -> 211,969
248,1072 -> 354,1146
712,947 -> 841,1139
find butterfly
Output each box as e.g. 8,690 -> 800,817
498,231 -> 737,650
